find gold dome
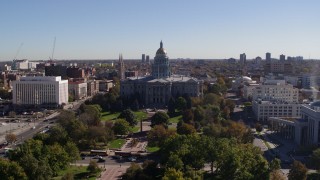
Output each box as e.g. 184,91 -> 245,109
156,41 -> 167,55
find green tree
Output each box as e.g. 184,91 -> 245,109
270,158 -> 281,171
193,106 -> 204,122
151,111 -> 169,127
122,163 -> 143,180
177,123 -> 196,135
288,160 -> 308,180
166,153 -> 184,170
0,157 -> 27,180
167,97 -> 176,116
309,148 -> 320,170
18,154 -> 53,180
113,119 -> 131,135
46,125 -> 69,145
43,143 -> 70,175
118,109 -> 137,126
175,97 -> 187,111
61,172 -> 74,180
64,141 -> 80,162
87,160 -> 101,174
203,93 -> 220,106
182,109 -> 194,124
162,168 -> 184,180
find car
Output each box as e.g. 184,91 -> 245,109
92,155 -> 103,159
98,158 -> 106,162
128,156 -> 137,162
32,126 -> 36,129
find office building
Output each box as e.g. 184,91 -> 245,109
240,53 -> 246,65
12,76 -> 68,107
266,52 -> 271,62
269,101 -> 320,146
142,54 -> 145,63
280,54 -> 286,61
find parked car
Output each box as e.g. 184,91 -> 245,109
92,155 -> 103,159
98,157 -> 106,162
128,156 -> 137,162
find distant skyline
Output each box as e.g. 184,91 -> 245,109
1,0 -> 320,61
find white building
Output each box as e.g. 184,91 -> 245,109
252,80 -> 299,103
253,100 -> 301,121
68,81 -> 87,100
269,101 -> 320,146
12,76 -> 68,107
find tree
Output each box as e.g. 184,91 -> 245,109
270,158 -> 281,171
61,172 -> 74,180
46,125 -> 69,145
87,160 -> 101,174
162,168 -> 184,180
151,111 -> 169,127
177,123 -> 196,135
203,93 -> 220,106
182,109 -> 194,124
5,133 -> 17,144
118,109 -> 137,126
166,154 -> 184,170
122,163 -> 143,180
255,123 -> 263,133
0,158 -> 27,180
309,148 -> 320,170
113,119 -> 131,135
147,125 -> 174,147
288,160 -> 308,180
167,97 -> 176,116
64,142 -> 80,162
193,106 -> 204,122
270,170 -> 286,180
175,97 -> 187,111
43,143 -> 70,175
18,154 -> 53,180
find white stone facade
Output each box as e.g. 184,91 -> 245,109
253,100 -> 301,121
12,76 -> 68,106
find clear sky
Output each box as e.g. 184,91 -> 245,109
1,0 -> 320,60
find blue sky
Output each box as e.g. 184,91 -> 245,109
1,0 -> 320,60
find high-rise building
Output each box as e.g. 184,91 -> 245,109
142,54 -> 145,63
280,54 -> 286,61
240,53 -> 246,64
266,52 -> 271,61
12,76 -> 68,107
146,55 -> 150,64
45,64 -> 67,79
118,54 -> 125,80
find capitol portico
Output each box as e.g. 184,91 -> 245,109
120,41 -> 203,107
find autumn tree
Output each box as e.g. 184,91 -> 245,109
5,133 -> 17,144
288,161 -> 308,180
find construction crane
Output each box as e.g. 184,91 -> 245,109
50,37 -> 56,60
13,43 -> 24,60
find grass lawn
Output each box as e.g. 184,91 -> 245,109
100,111 -> 147,122
108,139 -> 126,149
134,111 -> 148,121
52,166 -> 98,180
169,115 -> 182,123
131,126 -> 140,133
146,146 -> 160,153
100,112 -> 120,121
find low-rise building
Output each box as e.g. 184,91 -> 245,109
269,101 -> 320,146
68,81 -> 87,100
253,100 -> 301,121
